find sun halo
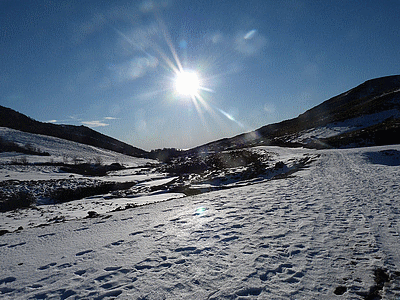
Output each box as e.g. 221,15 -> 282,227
174,70 -> 200,97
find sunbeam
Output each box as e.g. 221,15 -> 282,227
107,5 -> 247,137
215,107 -> 244,128
174,70 -> 200,96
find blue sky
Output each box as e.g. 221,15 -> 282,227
1,0 -> 400,150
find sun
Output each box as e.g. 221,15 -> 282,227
174,70 -> 200,96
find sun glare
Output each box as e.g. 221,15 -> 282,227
175,70 -> 200,96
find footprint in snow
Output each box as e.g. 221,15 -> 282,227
57,263 -> 73,269
260,263 -> 294,281
220,236 -> 239,243
95,268 -> 132,282
75,249 -> 94,256
93,289 -> 123,300
111,240 -> 124,246
129,231 -> 144,236
236,287 -> 263,297
74,227 -> 89,232
158,262 -> 172,268
38,233 -> 56,238
8,242 -> 26,248
100,281 -> 122,290
0,276 -> 16,284
74,270 -> 86,276
283,271 -> 305,283
174,246 -> 197,252
104,266 -> 121,272
230,224 -> 243,229
38,262 -> 57,270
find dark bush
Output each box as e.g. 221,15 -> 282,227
0,137 -> 50,156
0,190 -> 36,212
161,149 -> 265,175
47,181 -> 136,204
60,162 -> 125,176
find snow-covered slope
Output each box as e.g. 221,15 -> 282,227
0,106 -> 148,158
0,127 -> 151,168
1,145 -> 400,299
289,108 -> 400,144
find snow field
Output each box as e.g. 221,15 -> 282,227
1,146 -> 400,299
0,127 -> 154,169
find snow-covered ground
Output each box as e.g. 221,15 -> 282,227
0,127 -> 190,231
1,144 -> 400,299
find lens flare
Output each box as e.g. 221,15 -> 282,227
175,71 -> 200,96
109,9 -> 247,134
195,207 -> 207,215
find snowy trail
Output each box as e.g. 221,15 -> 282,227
1,147 -> 400,299
332,150 -> 400,268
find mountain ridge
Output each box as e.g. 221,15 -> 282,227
1,75 -> 399,158
0,106 -> 148,158
185,75 -> 400,154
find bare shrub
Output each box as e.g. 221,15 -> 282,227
161,149 -> 265,175
47,181 -> 136,204
62,154 -> 69,164
10,156 -> 29,165
93,156 -> 103,165
0,190 -> 36,212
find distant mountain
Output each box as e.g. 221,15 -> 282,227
187,75 -> 400,153
0,106 -> 148,158
2,75 -> 400,160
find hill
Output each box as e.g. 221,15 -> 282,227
1,75 -> 399,159
0,106 -> 148,158
187,75 -> 400,153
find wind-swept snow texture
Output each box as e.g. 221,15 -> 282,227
1,146 -> 400,299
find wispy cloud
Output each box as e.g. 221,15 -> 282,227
234,29 -> 268,56
72,13 -> 107,44
109,56 -> 159,83
104,116 -> 119,120
139,0 -> 170,13
81,120 -> 109,127
203,29 -> 268,60
71,3 -> 142,45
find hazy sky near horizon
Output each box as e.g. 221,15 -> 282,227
1,0 -> 400,150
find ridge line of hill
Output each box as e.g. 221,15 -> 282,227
184,75 -> 400,154
0,106 -> 149,158
1,75 -> 399,159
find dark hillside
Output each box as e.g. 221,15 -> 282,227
186,75 -> 400,153
0,106 -> 148,158
255,75 -> 400,139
